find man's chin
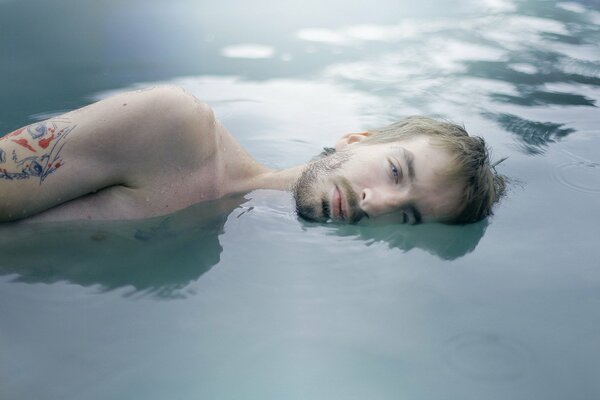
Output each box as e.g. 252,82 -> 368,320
294,201 -> 327,222
292,149 -> 351,223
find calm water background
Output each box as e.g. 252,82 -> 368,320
1,0 -> 600,399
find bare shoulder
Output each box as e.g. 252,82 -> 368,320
62,85 -> 221,186
73,85 -> 218,163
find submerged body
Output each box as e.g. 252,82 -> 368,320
0,87 -> 299,222
0,86 -> 503,225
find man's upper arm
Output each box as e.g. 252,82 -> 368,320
0,86 -> 216,221
0,115 -> 123,221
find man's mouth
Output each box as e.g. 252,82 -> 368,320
331,184 -> 346,221
309,177 -> 366,224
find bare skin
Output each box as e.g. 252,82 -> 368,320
0,86 -> 462,224
295,134 -> 464,224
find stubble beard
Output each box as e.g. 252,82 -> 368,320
292,151 -> 364,223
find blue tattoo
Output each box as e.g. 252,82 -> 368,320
0,122 -> 77,183
28,124 -> 46,139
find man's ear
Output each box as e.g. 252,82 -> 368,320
335,131 -> 371,151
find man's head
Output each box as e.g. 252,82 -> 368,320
293,116 -> 506,224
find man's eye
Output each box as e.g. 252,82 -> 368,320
390,162 -> 400,183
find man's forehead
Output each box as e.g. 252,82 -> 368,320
419,177 -> 466,222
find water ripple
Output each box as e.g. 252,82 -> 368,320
443,332 -> 533,382
553,150 -> 600,194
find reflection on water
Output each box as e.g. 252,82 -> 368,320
79,0 -> 599,160
0,191 -> 489,298
221,44 -> 276,59
320,219 -> 488,260
0,196 -> 246,298
291,1 -> 599,154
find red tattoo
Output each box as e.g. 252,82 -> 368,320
12,138 -> 37,152
38,133 -> 56,149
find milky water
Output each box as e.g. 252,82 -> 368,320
1,0 -> 600,399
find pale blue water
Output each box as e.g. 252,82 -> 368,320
1,0 -> 600,399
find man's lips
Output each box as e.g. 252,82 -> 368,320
331,185 -> 345,220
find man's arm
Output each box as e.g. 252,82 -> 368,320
0,86 -> 217,222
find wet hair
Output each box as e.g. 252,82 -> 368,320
362,116 -> 506,224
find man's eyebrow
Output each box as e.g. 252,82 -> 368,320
402,151 -> 421,223
402,148 -> 416,182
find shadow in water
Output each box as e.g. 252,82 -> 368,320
248,190 -> 489,261
0,195 -> 247,298
315,218 -> 488,261
1,187 -> 490,300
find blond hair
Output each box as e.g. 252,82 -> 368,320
365,116 -> 506,224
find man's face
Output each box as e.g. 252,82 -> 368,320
293,135 -> 464,224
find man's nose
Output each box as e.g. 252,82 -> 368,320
360,187 -> 405,217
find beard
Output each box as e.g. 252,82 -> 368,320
292,151 -> 365,223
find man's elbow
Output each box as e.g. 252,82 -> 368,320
0,202 -> 19,222
0,209 -> 7,223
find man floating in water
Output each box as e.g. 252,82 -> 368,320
0,86 -> 505,224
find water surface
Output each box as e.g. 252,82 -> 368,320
1,0 -> 600,399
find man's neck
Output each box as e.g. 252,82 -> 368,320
213,124 -> 305,195
243,165 -> 305,192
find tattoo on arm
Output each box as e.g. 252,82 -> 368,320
0,119 -> 77,184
